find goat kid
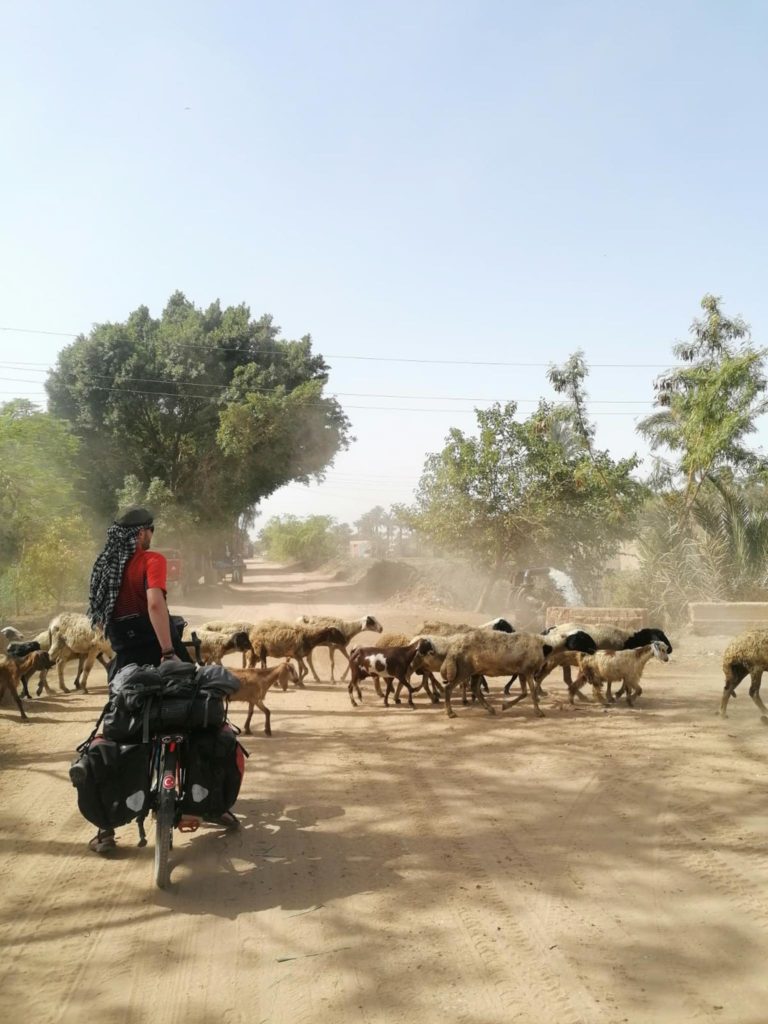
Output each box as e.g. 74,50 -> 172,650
227,660 -> 299,735
348,638 -> 436,709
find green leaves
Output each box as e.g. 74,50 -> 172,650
409,380 -> 642,597
638,294 -> 768,503
45,293 -> 351,532
0,401 -> 94,613
258,515 -> 350,568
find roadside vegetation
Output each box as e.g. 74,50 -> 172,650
2,292 -> 766,625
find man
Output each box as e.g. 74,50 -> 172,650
88,507 -> 189,675
85,506 -> 191,852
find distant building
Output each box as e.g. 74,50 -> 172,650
349,539 -> 373,559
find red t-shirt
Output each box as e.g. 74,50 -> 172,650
113,549 -> 168,618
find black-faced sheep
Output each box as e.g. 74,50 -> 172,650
505,624 -> 673,696
441,629 -> 596,719
415,617 -> 514,636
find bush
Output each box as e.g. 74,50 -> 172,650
257,515 -> 350,569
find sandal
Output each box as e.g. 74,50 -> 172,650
88,829 -> 116,854
204,812 -> 240,831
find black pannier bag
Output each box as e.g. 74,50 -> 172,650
70,737 -> 151,829
71,663 -> 243,829
181,724 -> 247,819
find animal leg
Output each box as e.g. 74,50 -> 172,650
348,665 -> 363,707
2,681 -> 28,721
720,667 -> 745,716
503,673 -> 519,696
421,670 -> 442,703
396,673 -> 416,709
502,675 -> 529,709
442,678 -> 460,719
294,656 -> 307,688
79,650 -> 98,694
244,703 -> 254,734
256,697 -> 272,736
72,654 -> 86,690
340,647 -> 353,681
36,664 -> 54,697
306,648 -> 323,684
471,675 -> 496,716
749,671 -> 768,716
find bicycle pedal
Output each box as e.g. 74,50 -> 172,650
178,815 -> 201,833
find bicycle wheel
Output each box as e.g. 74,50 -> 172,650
154,785 -> 175,889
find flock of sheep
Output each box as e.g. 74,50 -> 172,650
2,609 -> 768,734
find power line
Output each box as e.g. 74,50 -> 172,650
0,368 -> 656,405
0,325 -> 681,368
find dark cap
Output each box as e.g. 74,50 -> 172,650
115,507 -> 154,528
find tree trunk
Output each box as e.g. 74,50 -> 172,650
475,557 -> 503,613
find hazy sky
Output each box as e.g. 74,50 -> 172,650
2,1 -> 767,527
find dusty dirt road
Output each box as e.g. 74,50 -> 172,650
2,563 -> 768,1024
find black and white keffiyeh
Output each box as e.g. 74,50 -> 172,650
87,524 -> 143,628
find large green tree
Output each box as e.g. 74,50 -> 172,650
409,378 -> 643,601
637,294 -> 768,507
46,293 -> 351,533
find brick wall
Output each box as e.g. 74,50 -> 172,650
689,602 -> 768,636
545,606 -> 648,630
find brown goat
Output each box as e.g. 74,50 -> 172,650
227,661 -> 298,735
0,657 -> 26,722
13,651 -> 54,699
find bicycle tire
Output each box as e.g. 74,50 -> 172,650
154,785 -> 174,889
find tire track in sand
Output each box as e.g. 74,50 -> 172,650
345,726 -> 608,1024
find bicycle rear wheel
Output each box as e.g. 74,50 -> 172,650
154,785 -> 175,889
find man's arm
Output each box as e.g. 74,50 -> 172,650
147,588 -> 174,653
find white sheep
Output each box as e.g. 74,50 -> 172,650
46,613 -> 114,694
575,642 -> 670,706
